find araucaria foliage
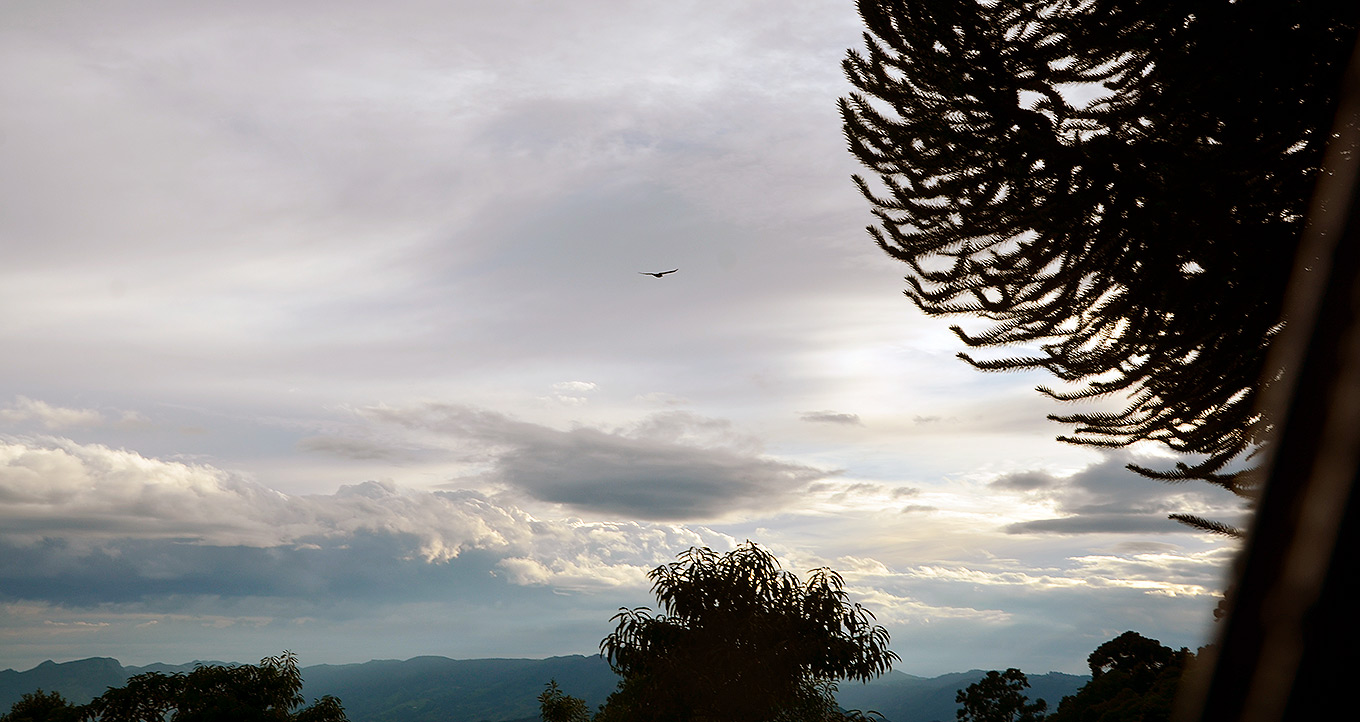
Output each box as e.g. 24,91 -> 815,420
597,542 -> 896,722
840,1 -> 1359,496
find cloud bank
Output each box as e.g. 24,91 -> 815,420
0,436 -> 735,603
306,404 -> 833,520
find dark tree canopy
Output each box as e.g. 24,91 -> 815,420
1086,630 -> 1177,680
596,542 -> 896,722
76,652 -> 347,722
0,690 -> 80,722
955,669 -> 1047,722
841,0 -> 1360,509
1046,632 -> 1190,722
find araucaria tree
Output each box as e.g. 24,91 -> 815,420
596,542 -> 896,722
840,0 -> 1360,528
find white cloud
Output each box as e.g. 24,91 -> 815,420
0,437 -> 490,557
552,381 -> 597,394
495,555 -> 650,591
906,565 -> 1092,590
0,397 -> 103,429
851,588 -> 1014,626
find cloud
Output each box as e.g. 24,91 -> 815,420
989,470 -> 1061,492
861,542 -> 1229,617
0,437 -> 1232,676
1006,515 -> 1197,535
991,452 -> 1251,536
295,435 -> 430,462
0,436 -> 740,606
545,381 -> 598,406
804,480 -> 921,510
800,411 -> 862,425
634,392 -> 688,407
881,551 -> 1223,609
491,430 -> 823,519
1068,547 -> 1235,595
0,437 -> 521,557
852,587 -> 1014,626
0,397 -> 103,429
343,404 -> 832,520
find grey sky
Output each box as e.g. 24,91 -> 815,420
0,0 -> 1243,676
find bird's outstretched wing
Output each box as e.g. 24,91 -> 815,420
639,269 -> 679,277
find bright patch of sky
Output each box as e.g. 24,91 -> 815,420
0,0 -> 1242,677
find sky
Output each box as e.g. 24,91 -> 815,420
0,0 -> 1247,677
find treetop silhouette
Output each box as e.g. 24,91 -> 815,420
18,652 -> 353,722
954,669 -> 1047,722
549,542 -> 894,722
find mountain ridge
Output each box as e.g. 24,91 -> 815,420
0,655 -> 1088,722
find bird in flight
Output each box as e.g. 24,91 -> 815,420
639,269 -> 679,278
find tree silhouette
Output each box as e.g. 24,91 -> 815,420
840,0 -> 1360,510
955,669 -> 1047,722
0,690 -> 80,722
78,652 -> 347,722
538,681 -> 590,722
1045,632 -> 1189,722
595,542 -> 896,722
1086,631 -> 1176,680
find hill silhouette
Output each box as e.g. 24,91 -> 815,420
0,658 -> 126,708
0,655 -> 1086,722
300,656 -> 620,722
836,669 -> 1088,722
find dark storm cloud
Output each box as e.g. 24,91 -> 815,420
800,411 -> 863,425
354,404 -> 831,520
996,452 -> 1250,535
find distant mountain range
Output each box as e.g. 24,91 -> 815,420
0,655 -> 1087,722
